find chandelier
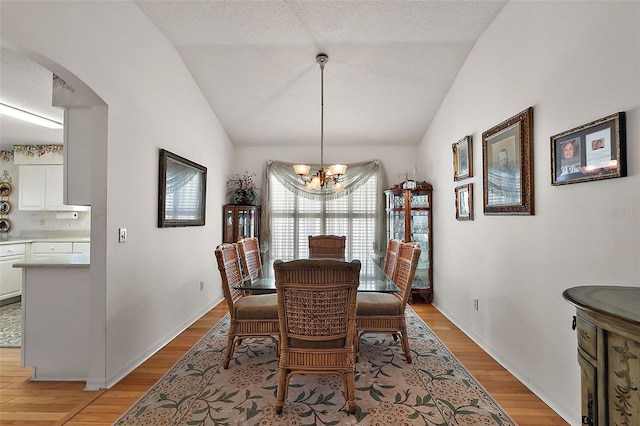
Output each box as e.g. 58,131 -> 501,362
293,54 -> 347,191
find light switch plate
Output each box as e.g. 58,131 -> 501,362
119,228 -> 127,243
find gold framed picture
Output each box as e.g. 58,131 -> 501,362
482,107 -> 534,216
455,183 -> 473,221
452,135 -> 472,181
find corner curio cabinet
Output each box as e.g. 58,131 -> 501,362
385,181 -> 433,303
223,204 -> 260,243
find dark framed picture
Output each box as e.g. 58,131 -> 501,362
158,149 -> 207,227
455,183 -> 473,221
482,107 -> 534,215
453,135 -> 472,181
550,112 -> 626,186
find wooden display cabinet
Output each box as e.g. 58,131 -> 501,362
385,181 -> 433,303
223,204 -> 260,243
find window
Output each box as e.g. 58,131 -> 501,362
266,161 -> 383,262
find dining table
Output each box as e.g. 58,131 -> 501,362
233,256 -> 399,293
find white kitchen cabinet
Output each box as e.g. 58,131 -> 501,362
0,243 -> 26,301
31,241 -> 90,260
72,242 -> 90,254
18,165 -> 88,211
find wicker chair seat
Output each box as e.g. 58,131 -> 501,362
356,292 -> 402,316
235,293 -> 279,319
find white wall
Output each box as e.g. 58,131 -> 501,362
419,2 -> 639,424
1,1 -> 231,388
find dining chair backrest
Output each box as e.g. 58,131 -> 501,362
383,238 -> 402,280
215,243 -> 244,309
238,237 -> 262,279
274,259 -> 360,345
393,242 -> 422,307
308,234 -> 346,258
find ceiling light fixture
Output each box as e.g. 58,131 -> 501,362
0,102 -> 63,129
293,54 -> 346,191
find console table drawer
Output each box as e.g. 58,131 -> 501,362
576,315 -> 597,359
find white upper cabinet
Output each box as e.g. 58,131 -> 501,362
18,165 -> 89,211
18,165 -> 46,210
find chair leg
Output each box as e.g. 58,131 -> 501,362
345,370 -> 357,414
275,367 -> 288,414
399,324 -> 412,363
223,335 -> 235,369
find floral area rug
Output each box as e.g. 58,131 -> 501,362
0,301 -> 21,347
114,306 -> 517,425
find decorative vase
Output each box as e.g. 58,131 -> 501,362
234,191 -> 254,205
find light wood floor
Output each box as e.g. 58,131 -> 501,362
0,301 -> 569,425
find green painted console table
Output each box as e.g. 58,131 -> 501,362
563,285 -> 640,426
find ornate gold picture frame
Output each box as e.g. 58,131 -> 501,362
482,107 -> 534,216
452,135 -> 472,181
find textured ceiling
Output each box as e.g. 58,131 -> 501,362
0,1 -> 507,151
136,0 -> 507,147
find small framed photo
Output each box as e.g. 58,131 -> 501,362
482,107 -> 534,216
452,135 -> 472,181
455,183 -> 473,221
550,112 -> 626,186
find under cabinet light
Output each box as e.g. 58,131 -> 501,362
0,103 -> 63,129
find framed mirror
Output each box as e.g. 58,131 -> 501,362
158,149 -> 207,227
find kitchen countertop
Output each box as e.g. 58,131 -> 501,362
0,236 -> 90,245
13,253 -> 90,269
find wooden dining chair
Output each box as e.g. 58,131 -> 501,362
308,234 -> 346,258
273,258 -> 361,415
383,238 -> 402,279
356,242 -> 421,363
214,243 -> 279,369
238,237 -> 262,279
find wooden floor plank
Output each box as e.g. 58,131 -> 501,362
0,301 -> 568,425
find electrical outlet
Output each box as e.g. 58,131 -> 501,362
118,228 -> 127,243
200,280 -> 204,291
474,298 -> 479,311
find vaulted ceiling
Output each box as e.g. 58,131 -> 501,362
0,1 -> 507,151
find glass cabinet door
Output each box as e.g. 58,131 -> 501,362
223,205 -> 260,243
385,182 -> 433,302
224,207 -> 234,242
237,208 -> 256,240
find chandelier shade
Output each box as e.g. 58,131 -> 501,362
294,54 -> 346,191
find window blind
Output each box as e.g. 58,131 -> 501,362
269,173 -> 378,261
